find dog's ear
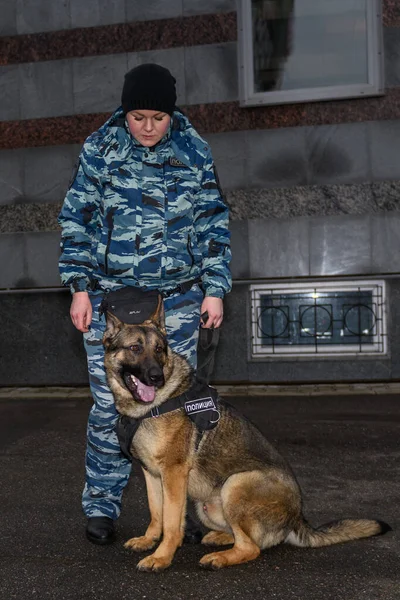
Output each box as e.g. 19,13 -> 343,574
144,294 -> 166,335
103,312 -> 123,347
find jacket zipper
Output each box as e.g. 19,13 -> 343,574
187,234 -> 194,271
104,229 -> 112,274
103,208 -> 116,275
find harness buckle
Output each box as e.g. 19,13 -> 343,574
151,406 -> 160,418
209,409 -> 221,425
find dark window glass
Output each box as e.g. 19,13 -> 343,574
258,291 -> 376,349
252,0 -> 369,93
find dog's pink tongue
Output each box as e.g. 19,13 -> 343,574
136,379 -> 155,403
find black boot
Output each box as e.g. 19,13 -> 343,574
184,513 -> 203,544
86,517 -> 115,545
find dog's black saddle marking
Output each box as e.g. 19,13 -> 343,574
116,382 -> 220,462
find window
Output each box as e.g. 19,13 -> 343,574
238,0 -> 384,106
250,280 -> 387,357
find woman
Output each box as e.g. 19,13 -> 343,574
58,63 -> 232,544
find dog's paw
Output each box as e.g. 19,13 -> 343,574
199,551 -> 228,570
124,536 -> 157,552
201,531 -> 234,546
137,554 -> 172,572
200,545 -> 260,569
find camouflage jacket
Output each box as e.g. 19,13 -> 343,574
58,108 -> 232,297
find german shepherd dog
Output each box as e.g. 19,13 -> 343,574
103,297 -> 390,572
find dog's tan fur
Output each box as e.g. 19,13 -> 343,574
103,297 -> 389,572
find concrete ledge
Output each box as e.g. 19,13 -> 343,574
0,386 -> 92,400
217,382 -> 400,396
2,382 -> 400,400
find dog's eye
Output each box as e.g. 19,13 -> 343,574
129,344 -> 141,353
155,346 -> 164,354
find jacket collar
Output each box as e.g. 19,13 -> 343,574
97,107 -> 200,168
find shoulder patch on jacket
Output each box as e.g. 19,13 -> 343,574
169,157 -> 187,168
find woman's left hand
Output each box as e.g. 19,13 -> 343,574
200,297 -> 224,329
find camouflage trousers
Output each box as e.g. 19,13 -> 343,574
82,284 -> 203,519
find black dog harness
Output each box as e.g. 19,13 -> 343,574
116,382 -> 220,462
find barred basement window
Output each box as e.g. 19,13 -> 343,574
250,281 -> 387,358
237,0 -> 384,107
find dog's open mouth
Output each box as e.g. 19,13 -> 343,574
123,372 -> 156,403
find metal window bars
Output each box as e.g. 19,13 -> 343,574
250,281 -> 387,357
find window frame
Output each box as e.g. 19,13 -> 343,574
237,0 -> 384,107
250,280 -> 388,359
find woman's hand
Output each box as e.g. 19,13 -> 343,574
200,297 -> 224,329
70,291 -> 92,333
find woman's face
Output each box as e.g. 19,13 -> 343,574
126,110 -> 171,147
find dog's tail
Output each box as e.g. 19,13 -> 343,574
285,518 -> 391,548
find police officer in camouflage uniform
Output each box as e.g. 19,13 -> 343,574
58,64 -> 232,545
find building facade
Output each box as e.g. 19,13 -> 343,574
1,0 -> 400,386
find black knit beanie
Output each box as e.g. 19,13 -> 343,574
121,63 -> 177,116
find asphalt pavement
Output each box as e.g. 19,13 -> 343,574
0,391 -> 399,600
